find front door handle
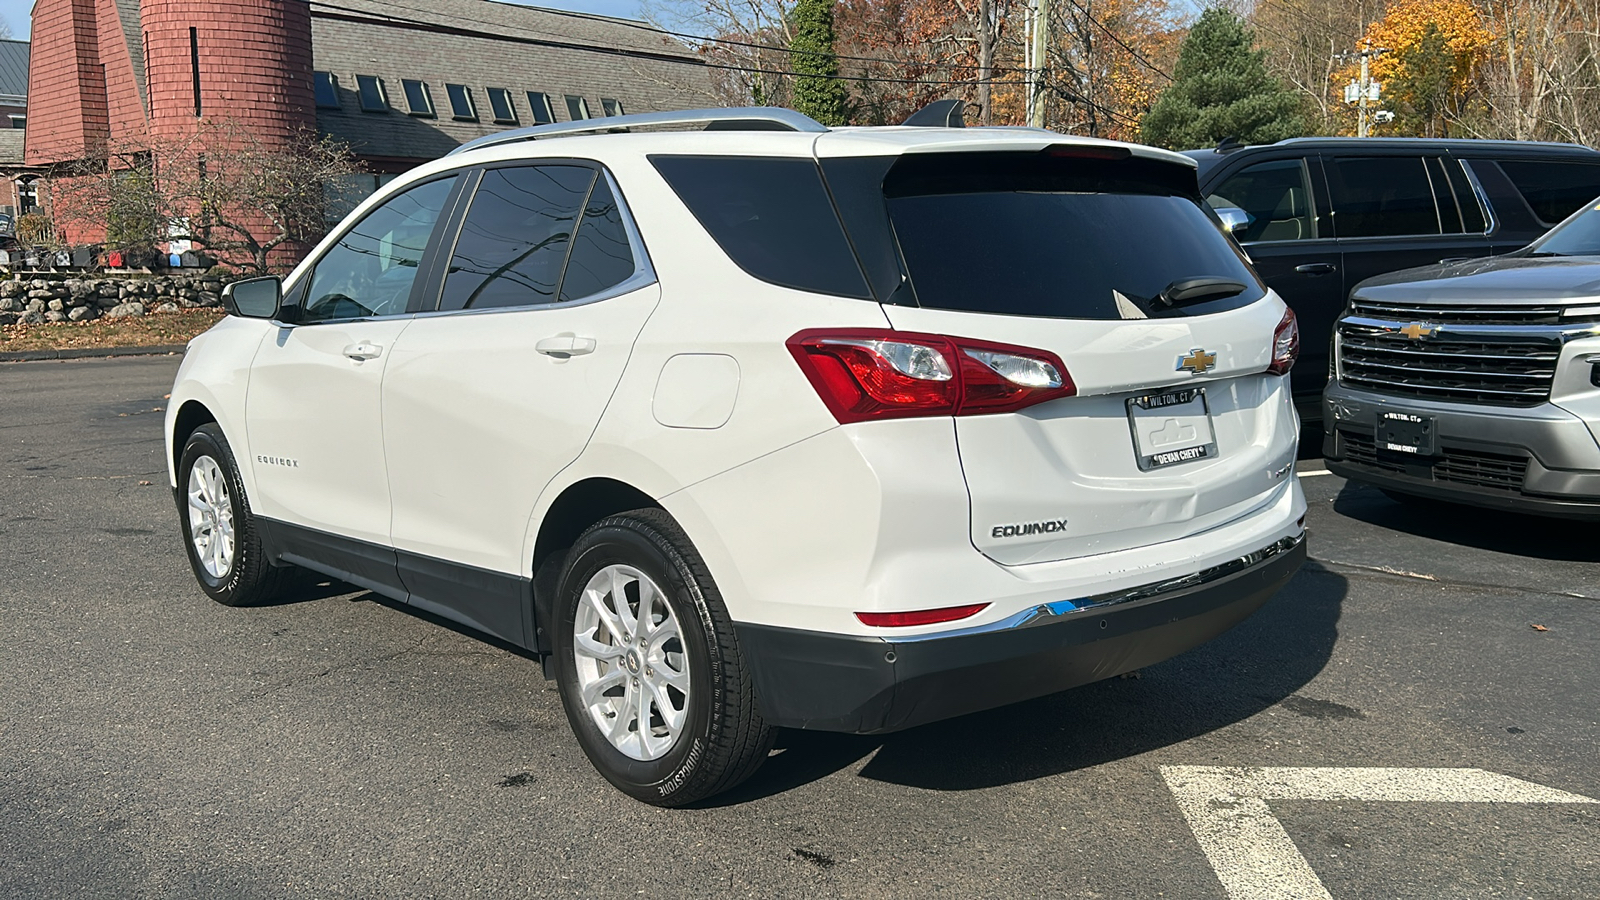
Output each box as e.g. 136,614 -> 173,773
535,333 -> 597,358
1295,263 -> 1337,275
342,341 -> 383,362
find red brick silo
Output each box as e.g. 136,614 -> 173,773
141,0 -> 316,145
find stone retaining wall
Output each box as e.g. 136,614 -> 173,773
0,276 -> 227,326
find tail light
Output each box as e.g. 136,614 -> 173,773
788,328 -> 1075,423
1268,307 -> 1299,376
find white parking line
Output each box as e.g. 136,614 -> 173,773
1160,766 -> 1598,900
1297,469 -> 1332,477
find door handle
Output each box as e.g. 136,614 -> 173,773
1295,263 -> 1337,275
342,341 -> 383,362
535,334 -> 597,358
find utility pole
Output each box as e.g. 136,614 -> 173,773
1337,47 -> 1388,137
1027,0 -> 1049,129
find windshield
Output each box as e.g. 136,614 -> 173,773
1528,198 -> 1600,257
883,152 -> 1266,320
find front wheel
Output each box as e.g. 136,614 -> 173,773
176,423 -> 297,607
552,509 -> 773,806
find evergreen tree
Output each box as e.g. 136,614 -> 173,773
1141,9 -> 1305,150
790,0 -> 849,126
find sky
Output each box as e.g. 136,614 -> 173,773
0,0 -> 652,41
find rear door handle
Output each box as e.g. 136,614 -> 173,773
535,333 -> 597,358
342,341 -> 383,361
1295,263 -> 1337,275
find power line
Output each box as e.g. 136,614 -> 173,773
1057,0 -> 1174,81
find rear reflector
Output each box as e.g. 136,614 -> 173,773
856,603 -> 990,628
789,328 -> 1075,423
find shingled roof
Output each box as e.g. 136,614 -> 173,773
0,39 -> 28,103
309,0 -> 714,161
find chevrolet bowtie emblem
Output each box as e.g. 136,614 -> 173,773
1177,348 -> 1217,375
1399,322 -> 1435,339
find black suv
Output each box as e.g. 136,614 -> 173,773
1185,138 -> 1600,416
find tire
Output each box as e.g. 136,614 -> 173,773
552,508 -> 773,806
176,423 -> 298,607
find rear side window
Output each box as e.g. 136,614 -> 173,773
560,176 -> 637,302
439,165 -> 595,311
885,151 -> 1263,320
1497,160 -> 1600,226
1327,156 -> 1441,237
651,156 -> 870,299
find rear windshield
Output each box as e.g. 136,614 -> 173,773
884,152 -> 1265,320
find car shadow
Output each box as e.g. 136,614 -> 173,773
698,561 -> 1347,805
1330,479 -> 1600,562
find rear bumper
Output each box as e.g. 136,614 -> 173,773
1323,382 -> 1600,520
735,533 -> 1305,734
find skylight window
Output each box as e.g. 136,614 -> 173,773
527,92 -> 555,125
601,98 -> 624,117
487,88 -> 517,124
313,71 -> 340,109
401,79 -> 434,117
356,75 -> 388,112
565,95 -> 590,121
446,84 -> 477,121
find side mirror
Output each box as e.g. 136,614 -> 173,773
1214,206 -> 1252,236
222,276 -> 283,319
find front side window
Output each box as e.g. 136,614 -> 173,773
302,177 -> 457,323
1327,156 -> 1441,238
355,75 -> 387,112
446,84 -> 476,121
565,95 -> 590,120
313,71 -> 340,109
527,92 -> 555,124
439,165 -> 595,310
1206,158 -> 1317,243
1497,160 -> 1600,226
401,79 -> 434,117
487,88 -> 517,124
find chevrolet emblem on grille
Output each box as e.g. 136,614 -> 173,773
1398,322 -> 1435,339
1176,348 -> 1217,375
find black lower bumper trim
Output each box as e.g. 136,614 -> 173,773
1326,459 -> 1600,521
736,538 -> 1306,734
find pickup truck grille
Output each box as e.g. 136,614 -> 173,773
1342,432 -> 1529,492
1348,298 -> 1565,326
1337,320 -> 1559,407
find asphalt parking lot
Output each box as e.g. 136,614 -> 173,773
3,355 -> 1597,899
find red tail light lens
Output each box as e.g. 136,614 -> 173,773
788,329 -> 1075,423
856,603 -> 990,628
1268,307 -> 1299,376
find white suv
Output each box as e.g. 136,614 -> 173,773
166,107 -> 1307,805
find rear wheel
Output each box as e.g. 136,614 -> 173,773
552,509 -> 772,806
177,424 -> 297,607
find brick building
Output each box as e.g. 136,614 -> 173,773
22,0 -> 713,255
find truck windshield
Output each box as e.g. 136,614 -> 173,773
1528,199 -> 1600,257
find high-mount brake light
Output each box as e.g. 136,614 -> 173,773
1268,307 -> 1299,376
1042,144 -> 1132,161
856,603 -> 990,628
788,329 -> 1076,423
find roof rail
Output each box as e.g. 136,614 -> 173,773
447,107 -> 828,156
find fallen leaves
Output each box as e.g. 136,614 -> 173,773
1531,624 -> 1549,632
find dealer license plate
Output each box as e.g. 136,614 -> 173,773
1378,411 -> 1436,455
1126,388 -> 1218,471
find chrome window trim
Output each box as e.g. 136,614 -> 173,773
1454,158 -> 1498,236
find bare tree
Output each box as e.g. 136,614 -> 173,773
51,119 -> 363,273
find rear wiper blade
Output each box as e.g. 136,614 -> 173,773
1157,277 -> 1247,308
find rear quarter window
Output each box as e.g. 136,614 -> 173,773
650,156 -> 871,299
1496,160 -> 1600,226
